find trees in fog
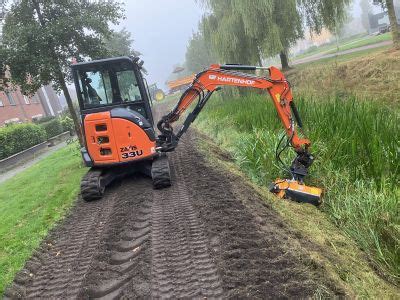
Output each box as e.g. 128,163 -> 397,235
191,0 -> 351,70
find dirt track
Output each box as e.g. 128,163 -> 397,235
5,105 -> 347,299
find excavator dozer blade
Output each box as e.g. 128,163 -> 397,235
269,179 -> 322,206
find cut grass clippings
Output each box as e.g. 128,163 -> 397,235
288,48 -> 400,104
0,142 -> 87,294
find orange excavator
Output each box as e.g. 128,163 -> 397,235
71,57 -> 322,205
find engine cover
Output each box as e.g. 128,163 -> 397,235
83,110 -> 156,166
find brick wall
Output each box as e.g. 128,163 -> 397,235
0,88 -> 46,126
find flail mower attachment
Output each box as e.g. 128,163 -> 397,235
269,151 -> 323,206
269,179 -> 322,206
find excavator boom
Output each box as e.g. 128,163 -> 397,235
157,64 -> 322,205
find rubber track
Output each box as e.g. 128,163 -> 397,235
151,153 -> 223,298
151,154 -> 171,189
81,169 -> 104,201
5,193 -> 118,299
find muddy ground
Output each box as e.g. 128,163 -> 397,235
5,104 -> 348,299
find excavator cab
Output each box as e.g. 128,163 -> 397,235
71,57 -> 171,201
73,57 -> 153,119
72,56 -> 156,167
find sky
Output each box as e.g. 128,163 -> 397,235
117,0 -> 204,89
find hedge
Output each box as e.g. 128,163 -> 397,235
0,124 -> 47,159
60,116 -> 74,133
40,118 -> 64,139
33,115 -> 56,124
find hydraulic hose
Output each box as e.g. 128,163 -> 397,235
289,101 -> 303,128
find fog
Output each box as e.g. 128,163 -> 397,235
117,0 -> 204,89
118,0 -> 390,90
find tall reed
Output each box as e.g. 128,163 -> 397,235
196,93 -> 400,280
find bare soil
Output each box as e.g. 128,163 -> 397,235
4,104 -> 348,299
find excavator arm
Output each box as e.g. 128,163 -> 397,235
157,64 -> 322,205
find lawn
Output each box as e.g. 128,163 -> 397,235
0,142 -> 87,294
324,32 -> 391,54
294,44 -> 391,68
293,32 -> 391,60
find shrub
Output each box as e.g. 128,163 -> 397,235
33,115 -> 56,124
0,123 -> 47,159
40,118 -> 64,139
60,116 -> 74,133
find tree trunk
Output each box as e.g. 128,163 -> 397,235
33,0 -> 83,146
57,72 -> 84,145
257,50 -> 263,67
386,0 -> 400,49
279,50 -> 290,70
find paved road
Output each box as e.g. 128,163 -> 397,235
292,40 -> 392,65
0,142 -> 67,185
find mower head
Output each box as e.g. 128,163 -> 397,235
269,179 -> 322,206
270,150 -> 323,206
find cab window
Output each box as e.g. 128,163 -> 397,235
79,70 -> 112,108
116,70 -> 142,102
76,62 -> 143,109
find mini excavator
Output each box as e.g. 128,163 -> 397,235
71,56 -> 322,205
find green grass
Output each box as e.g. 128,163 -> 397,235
324,32 -> 391,55
293,33 -> 367,60
293,32 -> 391,60
0,142 -> 87,294
195,94 -> 400,282
294,44 -> 391,70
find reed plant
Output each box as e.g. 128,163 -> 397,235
196,93 -> 399,280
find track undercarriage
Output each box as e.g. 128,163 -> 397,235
80,154 -> 171,201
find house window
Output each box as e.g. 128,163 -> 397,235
0,99 -> 3,107
23,95 -> 30,104
6,92 -> 16,105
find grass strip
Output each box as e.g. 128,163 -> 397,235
292,32 -> 390,60
324,32 -> 391,55
0,142 -> 87,294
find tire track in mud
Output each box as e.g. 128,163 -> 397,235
79,156 -> 223,298
174,131 -> 345,298
79,177 -> 153,299
151,155 -> 223,298
4,186 -> 119,299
